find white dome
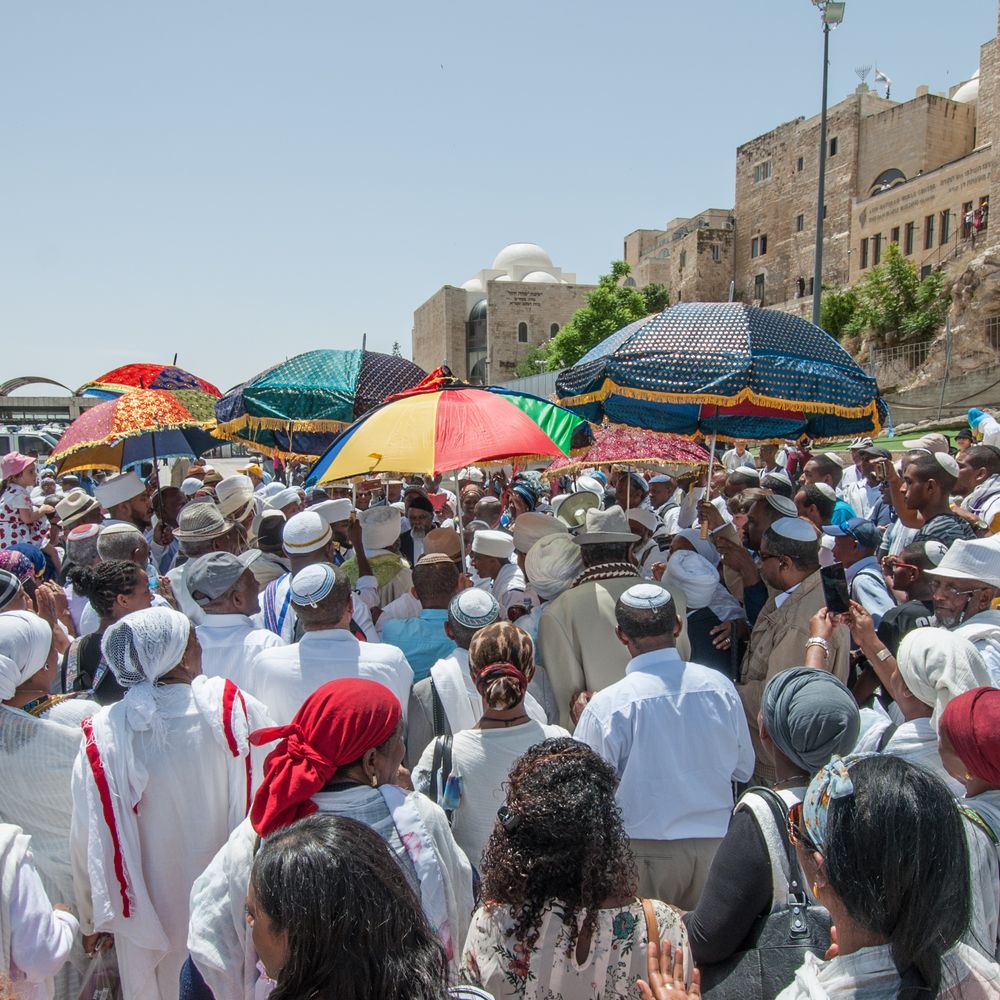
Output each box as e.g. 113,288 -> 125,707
492,242 -> 554,271
494,274 -> 512,281
954,69 -> 980,104
460,277 -> 485,293
522,270 -> 560,283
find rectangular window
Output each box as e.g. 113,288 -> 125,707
860,238 -> 869,269
751,237 -> 759,258
753,160 -> 772,183
754,273 -> 765,303
797,156 -> 804,172
711,244 -> 722,262
904,222 -> 916,255
987,316 -> 1000,351
924,215 -> 935,250
940,209 -> 951,245
872,234 -> 882,266
796,214 -> 804,232
829,136 -> 839,156
963,201 -> 975,237
759,234 -> 767,256
891,226 -> 900,245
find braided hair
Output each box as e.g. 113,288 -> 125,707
68,560 -> 144,619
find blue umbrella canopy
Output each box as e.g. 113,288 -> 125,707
554,302 -> 889,441
215,349 -> 427,458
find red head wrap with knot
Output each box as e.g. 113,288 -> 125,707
249,677 -> 401,836
940,686 -> 1000,788
473,661 -> 528,698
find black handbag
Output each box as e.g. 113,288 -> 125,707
700,787 -> 832,1000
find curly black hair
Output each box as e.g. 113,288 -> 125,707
67,560 -> 143,619
479,737 -> 637,955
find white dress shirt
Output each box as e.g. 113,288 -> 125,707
195,613 -> 286,689
491,560 -> 525,618
243,628 -> 414,725
575,647 -> 754,841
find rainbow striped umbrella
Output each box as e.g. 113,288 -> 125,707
306,372 -> 591,483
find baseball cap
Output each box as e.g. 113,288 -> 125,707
822,517 -> 881,550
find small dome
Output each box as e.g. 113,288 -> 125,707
494,274 -> 512,282
469,298 -> 487,322
954,71 -> 980,104
522,270 -> 559,283
461,277 -> 485,293
492,242 -> 553,271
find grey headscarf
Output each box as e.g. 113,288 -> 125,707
762,667 -> 860,773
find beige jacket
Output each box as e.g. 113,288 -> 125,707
738,570 -> 849,784
538,574 -> 689,729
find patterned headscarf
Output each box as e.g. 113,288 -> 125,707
0,570 -> 22,611
7,545 -> 45,578
101,606 -> 191,688
0,550 -> 36,585
800,753 -> 875,850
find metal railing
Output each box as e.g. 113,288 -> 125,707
864,340 -> 932,385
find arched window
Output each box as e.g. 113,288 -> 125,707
550,323 -> 559,338
517,322 -> 528,343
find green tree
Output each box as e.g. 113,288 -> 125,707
539,260 -> 665,371
819,285 -> 858,340
845,244 -> 949,347
642,283 -> 670,314
513,344 -> 553,378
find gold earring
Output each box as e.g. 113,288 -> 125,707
812,882 -> 819,896
965,772 -> 973,781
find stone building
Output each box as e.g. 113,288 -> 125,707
623,210 -> 736,302
411,243 -> 595,383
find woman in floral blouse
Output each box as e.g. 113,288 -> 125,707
461,738 -> 691,999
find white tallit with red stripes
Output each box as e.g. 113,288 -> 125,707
75,608 -> 254,998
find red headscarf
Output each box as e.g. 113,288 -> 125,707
249,678 -> 402,837
940,686 -> 1000,787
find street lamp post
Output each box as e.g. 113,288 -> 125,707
811,0 -> 845,328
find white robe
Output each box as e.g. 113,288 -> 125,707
195,614 -> 286,690
187,788 -> 474,1000
71,683 -> 271,1000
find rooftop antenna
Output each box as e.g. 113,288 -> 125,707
855,64 -> 873,89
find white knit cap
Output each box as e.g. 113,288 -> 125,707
472,529 -> 515,559
933,452 -> 960,478
620,583 -> 672,609
289,564 -> 339,607
180,477 -> 203,497
814,482 -> 837,502
282,510 -> 332,555
360,505 -> 401,549
266,487 -> 300,511
770,517 -> 820,542
95,471 -> 145,509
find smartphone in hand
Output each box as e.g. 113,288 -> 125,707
820,562 -> 851,615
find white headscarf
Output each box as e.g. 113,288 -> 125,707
0,611 -> 52,700
896,627 -> 994,727
673,528 -> 721,568
525,533 -> 584,600
664,549 -> 718,611
101,606 -> 191,733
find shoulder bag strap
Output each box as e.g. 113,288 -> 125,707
876,722 -> 899,752
641,897 -> 659,949
430,680 -> 447,738
754,787 -> 806,902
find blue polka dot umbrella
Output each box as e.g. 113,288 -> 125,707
554,302 -> 889,443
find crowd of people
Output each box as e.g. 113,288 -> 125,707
1,416 -> 1000,999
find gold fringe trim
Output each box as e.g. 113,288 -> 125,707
50,420 -> 216,461
214,414 -> 350,436
558,381 -> 882,424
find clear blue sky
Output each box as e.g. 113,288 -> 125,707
1,1 -> 996,393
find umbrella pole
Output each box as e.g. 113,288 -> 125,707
453,469 -> 467,570
701,408 -> 719,540
149,429 -> 164,523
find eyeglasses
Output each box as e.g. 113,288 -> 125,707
931,580 -> 983,601
882,558 -> 918,573
786,801 -> 817,850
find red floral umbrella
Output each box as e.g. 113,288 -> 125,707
548,423 -> 710,477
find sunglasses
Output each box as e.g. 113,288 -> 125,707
786,801 -> 817,851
